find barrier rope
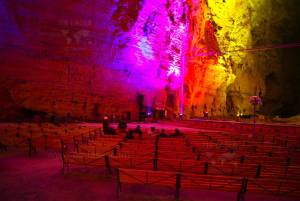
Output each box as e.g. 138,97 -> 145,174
180,174 -> 211,189
158,158 -> 182,171
250,178 -> 278,194
119,169 -> 152,184
146,173 -> 177,185
134,158 -> 154,167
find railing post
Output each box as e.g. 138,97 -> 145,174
196,152 -> 201,161
241,177 -> 248,193
73,137 -> 79,153
256,164 -> 261,178
73,136 -> 79,152
61,140 -> 65,173
153,158 -> 158,171
240,155 -> 245,164
113,147 -> 117,156
105,155 -> 112,175
116,168 -> 121,198
175,173 -> 181,201
28,138 -> 33,156
286,157 -> 291,167
237,177 -> 248,201
154,139 -> 158,159
204,162 -> 209,174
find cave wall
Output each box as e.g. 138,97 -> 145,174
185,0 -> 300,118
0,0 -> 180,121
0,0 -> 299,121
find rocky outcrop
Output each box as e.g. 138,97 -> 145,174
185,0 -> 300,118
0,0 -> 299,121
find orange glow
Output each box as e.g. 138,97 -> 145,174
184,0 -> 236,116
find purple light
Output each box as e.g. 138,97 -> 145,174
147,103 -> 152,116
99,0 -> 189,97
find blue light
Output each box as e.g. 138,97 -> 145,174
138,37 -> 154,60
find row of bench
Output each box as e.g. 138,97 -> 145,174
117,168 -> 300,200
13,123 -> 295,200
0,123 -> 102,155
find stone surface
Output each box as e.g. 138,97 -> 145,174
0,0 -> 299,121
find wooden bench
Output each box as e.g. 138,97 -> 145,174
247,177 -> 300,196
117,168 -> 245,200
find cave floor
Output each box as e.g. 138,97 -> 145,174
0,122 -> 299,201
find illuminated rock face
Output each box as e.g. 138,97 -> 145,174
185,0 -> 300,117
0,0 -> 299,120
0,0 -> 188,120
185,0 -> 236,117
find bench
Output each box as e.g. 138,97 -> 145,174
117,168 -> 245,200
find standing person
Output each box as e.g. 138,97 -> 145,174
133,125 -> 142,134
133,125 -> 142,139
103,115 -> 109,133
118,118 -> 127,131
173,128 -> 182,137
159,129 -> 167,137
148,126 -> 156,136
125,130 -> 134,140
103,115 -> 116,135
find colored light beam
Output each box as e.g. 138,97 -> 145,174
166,1 -> 188,77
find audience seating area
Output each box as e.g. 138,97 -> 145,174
1,121 -> 300,200
0,123 -> 99,155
